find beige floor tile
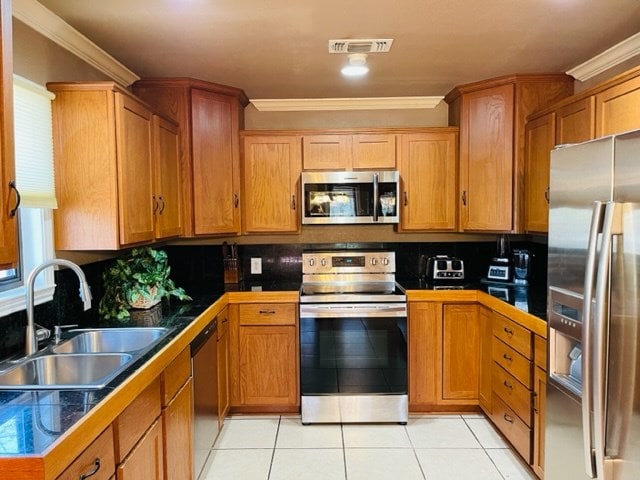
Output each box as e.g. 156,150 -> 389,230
415,448 -> 503,480
269,448 -> 346,480
276,418 -> 343,448
464,417 -> 509,448
345,448 -> 424,480
342,423 -> 411,448
214,418 -> 279,449
406,418 -> 481,449
486,448 -> 537,479
199,449 -> 273,480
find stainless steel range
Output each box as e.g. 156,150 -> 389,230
299,251 -> 407,424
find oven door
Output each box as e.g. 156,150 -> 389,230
299,302 -> 408,423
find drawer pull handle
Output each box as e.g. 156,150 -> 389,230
503,413 -> 514,424
503,380 -> 513,390
259,310 -> 276,315
503,353 -> 513,361
503,326 -> 514,337
79,458 -> 100,480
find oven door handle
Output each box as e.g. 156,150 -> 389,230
300,303 -> 407,318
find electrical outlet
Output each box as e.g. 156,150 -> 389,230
250,257 -> 262,274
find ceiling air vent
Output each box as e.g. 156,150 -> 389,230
328,39 -> 394,54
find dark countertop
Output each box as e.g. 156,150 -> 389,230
0,278 -> 546,457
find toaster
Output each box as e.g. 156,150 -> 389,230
424,255 -> 465,281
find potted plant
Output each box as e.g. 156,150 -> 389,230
99,247 -> 191,321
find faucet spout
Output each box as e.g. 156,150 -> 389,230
25,259 -> 92,356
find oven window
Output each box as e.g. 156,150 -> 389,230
300,317 -> 407,395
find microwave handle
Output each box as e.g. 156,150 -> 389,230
373,172 -> 379,222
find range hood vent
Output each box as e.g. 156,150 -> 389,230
328,39 -> 394,54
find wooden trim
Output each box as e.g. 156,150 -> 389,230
133,77 -> 249,106
241,127 -> 460,137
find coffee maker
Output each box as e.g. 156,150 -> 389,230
512,249 -> 531,285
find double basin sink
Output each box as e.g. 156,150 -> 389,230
0,327 -> 172,390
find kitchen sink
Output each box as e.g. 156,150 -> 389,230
0,353 -> 134,390
52,327 -> 171,354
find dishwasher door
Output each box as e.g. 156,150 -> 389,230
191,318 -> 218,476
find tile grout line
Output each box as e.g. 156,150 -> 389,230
341,422 -> 348,480
404,417 -> 429,480
266,415 -> 282,480
462,415 -> 509,480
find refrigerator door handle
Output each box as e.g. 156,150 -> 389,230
582,201 -> 605,478
593,201 -> 621,480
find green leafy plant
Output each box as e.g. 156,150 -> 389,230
99,247 -> 191,320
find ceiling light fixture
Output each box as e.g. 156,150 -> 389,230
341,54 -> 369,77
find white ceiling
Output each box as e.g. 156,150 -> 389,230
30,0 -> 640,99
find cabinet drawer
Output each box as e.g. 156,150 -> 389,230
57,426 -> 115,480
492,393 -> 532,463
113,378 -> 161,463
492,314 -> 532,358
492,337 -> 531,388
492,365 -> 532,426
161,347 -> 191,406
534,335 -> 547,371
239,303 -> 297,326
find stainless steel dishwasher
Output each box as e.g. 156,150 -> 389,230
191,317 -> 219,476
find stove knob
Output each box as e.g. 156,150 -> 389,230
320,258 -> 327,266
308,258 -> 315,267
382,258 -> 390,266
370,258 -> 377,266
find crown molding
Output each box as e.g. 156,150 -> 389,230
250,96 -> 444,112
567,32 -> 640,81
13,0 -> 139,87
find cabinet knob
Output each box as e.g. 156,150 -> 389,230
503,380 -> 513,390
503,353 -> 513,362
79,458 -> 101,480
503,326 -> 514,337
503,413 -> 514,424
462,190 -> 467,206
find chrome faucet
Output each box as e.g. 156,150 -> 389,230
25,259 -> 92,356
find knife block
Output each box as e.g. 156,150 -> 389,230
223,258 -> 242,284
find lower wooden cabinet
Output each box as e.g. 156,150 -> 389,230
491,393 -> 531,462
478,307 -> 493,413
116,420 -> 164,480
532,366 -> 546,478
217,307 -> 230,427
162,380 -> 193,480
441,304 -> 479,402
57,426 -> 115,480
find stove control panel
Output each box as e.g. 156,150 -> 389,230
302,251 -> 396,274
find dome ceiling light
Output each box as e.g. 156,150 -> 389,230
341,54 -> 369,77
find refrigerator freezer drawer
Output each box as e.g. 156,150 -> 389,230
492,365 -> 532,426
491,393 -> 532,462
492,337 -> 532,388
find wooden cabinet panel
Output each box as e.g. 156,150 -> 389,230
596,75 -> 640,137
532,366 -> 546,478
239,303 -> 297,325
524,113 -> 555,233
302,135 -> 350,170
556,96 -> 595,144
398,132 -> 458,231
217,307 -> 230,426
161,348 -> 191,407
479,307 -> 493,413
153,115 -> 183,239
492,337 -> 532,388
492,314 -> 532,359
352,134 -> 396,169
57,426 -> 115,480
408,302 -> 439,409
492,393 -> 532,463
492,365 -> 532,426
162,379 -> 193,480
116,419 -> 164,480
534,335 -> 546,371
242,135 -> 301,233
442,304 -> 479,401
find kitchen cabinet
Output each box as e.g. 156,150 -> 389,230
48,82 -> 164,250
241,135 -> 302,233
524,113 -> 555,233
478,307 -> 493,413
397,130 -> 458,231
302,133 -> 396,170
446,74 -> 573,232
133,78 -> 249,237
217,307 -> 230,427
408,301 -> 439,409
116,420 -> 164,480
153,115 -> 183,239
596,74 -> 640,137
0,0 -> 17,268
532,335 -> 547,478
555,96 -> 595,144
56,426 -> 115,480
230,302 -> 299,411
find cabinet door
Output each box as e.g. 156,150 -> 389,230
532,366 -> 546,478
242,135 -> 301,233
217,308 -> 230,426
352,134 -> 396,169
524,113 -> 555,233
0,0 -> 17,268
115,93 -> 155,246
556,96 -> 595,144
441,304 -> 479,401
596,75 -> 640,137
163,379 -> 193,480
460,84 -> 514,231
153,115 -> 183,239
191,89 -> 241,235
478,307 -> 493,414
239,325 -> 298,407
398,132 -> 457,231
408,302 -> 439,409
117,420 -> 164,480
302,135 -> 350,170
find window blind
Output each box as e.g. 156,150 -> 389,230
13,74 -> 57,209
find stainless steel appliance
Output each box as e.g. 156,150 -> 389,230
486,234 -> 512,282
301,171 -> 400,224
299,251 -> 407,423
512,249 -> 530,285
546,131 -> 640,479
424,255 -> 465,282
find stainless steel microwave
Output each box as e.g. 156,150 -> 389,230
301,171 -> 400,224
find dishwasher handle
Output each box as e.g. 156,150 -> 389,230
191,318 -> 217,357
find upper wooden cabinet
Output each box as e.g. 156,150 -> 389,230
596,74 -> 640,137
524,113 -> 555,233
302,132 -> 396,170
241,134 -> 302,233
0,0 -> 17,268
153,115 -> 183,240
397,130 -> 458,231
555,96 -> 595,145
49,83 -> 169,250
133,78 -> 249,237
446,74 -> 574,233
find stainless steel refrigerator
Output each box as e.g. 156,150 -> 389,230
546,130 -> 640,479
